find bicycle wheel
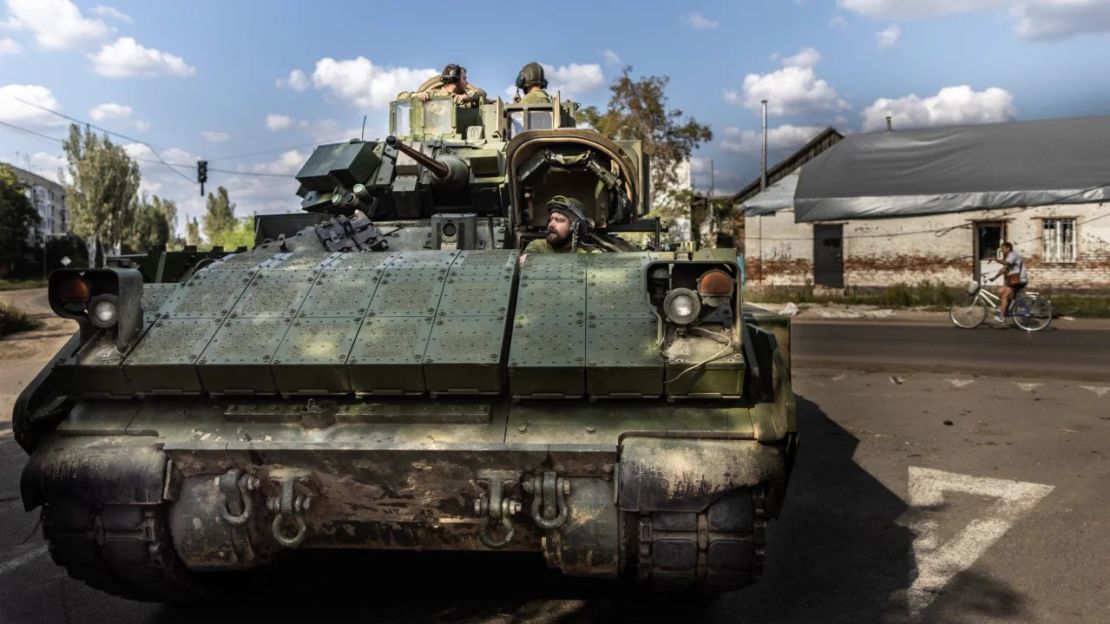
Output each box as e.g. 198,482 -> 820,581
1013,296 -> 1052,332
949,295 -> 988,328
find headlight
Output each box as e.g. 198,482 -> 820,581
663,288 -> 701,325
88,295 -> 119,328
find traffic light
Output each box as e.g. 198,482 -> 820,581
197,160 -> 208,196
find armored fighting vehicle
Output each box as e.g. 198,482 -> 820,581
14,90 -> 797,601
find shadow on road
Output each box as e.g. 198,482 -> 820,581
4,396 -> 1028,624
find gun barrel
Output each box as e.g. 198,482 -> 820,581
386,135 -> 450,180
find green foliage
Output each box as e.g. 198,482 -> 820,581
202,186 -> 236,243
577,67 -> 713,240
62,124 -> 141,265
207,216 -> 255,250
1038,293 -> 1110,318
124,194 -> 177,253
0,301 -> 41,336
0,164 -> 41,271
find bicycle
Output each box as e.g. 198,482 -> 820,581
949,277 -> 1053,331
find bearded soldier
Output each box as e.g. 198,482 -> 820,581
519,196 -> 593,264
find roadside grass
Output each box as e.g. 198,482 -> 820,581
0,278 -> 47,291
744,280 -> 960,308
0,302 -> 42,336
745,281 -> 1110,318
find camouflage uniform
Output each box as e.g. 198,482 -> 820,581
398,76 -> 487,108
520,88 -> 552,105
523,238 -> 587,255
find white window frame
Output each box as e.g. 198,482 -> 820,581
1041,218 -> 1077,263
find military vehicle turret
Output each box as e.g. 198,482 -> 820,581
14,88 -> 797,601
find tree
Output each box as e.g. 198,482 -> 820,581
0,164 -> 41,275
577,67 -> 713,243
202,186 -> 236,243
185,217 -> 200,247
62,124 -> 141,266
124,193 -> 174,253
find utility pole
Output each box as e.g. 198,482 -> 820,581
760,99 -> 769,191
886,114 -> 893,131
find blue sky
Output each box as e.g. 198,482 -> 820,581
3,0 -> 1110,228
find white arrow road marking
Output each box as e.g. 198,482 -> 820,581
0,544 -> 48,576
1013,382 -> 1041,392
946,379 -> 975,389
1079,385 -> 1109,398
903,467 -> 1054,618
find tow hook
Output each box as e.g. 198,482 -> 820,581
473,470 -> 522,549
217,468 -> 259,526
265,470 -> 317,548
524,471 -> 570,530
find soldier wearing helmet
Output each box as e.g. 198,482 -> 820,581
399,64 -> 487,107
514,62 -> 552,105
519,195 -> 593,264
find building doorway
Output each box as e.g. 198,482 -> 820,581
813,224 -> 844,288
974,222 -> 1006,282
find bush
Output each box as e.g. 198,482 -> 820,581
0,302 -> 41,336
745,280 -> 959,308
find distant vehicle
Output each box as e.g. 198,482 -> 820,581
14,89 -> 797,600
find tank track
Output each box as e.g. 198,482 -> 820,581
637,488 -> 766,591
42,499 -> 209,602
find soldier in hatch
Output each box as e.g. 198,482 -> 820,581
514,62 -> 552,105
399,64 -> 487,107
519,195 -> 593,264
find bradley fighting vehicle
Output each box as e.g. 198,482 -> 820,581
14,91 -> 797,601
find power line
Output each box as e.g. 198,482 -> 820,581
11,96 -> 195,183
1,119 -> 298,179
208,142 -> 320,163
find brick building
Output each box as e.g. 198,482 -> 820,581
735,119 -> 1110,292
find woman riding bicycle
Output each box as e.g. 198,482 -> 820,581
991,241 -> 1028,323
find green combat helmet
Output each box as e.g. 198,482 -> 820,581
516,61 -> 548,89
14,63 -> 797,602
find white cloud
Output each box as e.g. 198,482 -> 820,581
265,113 -> 293,131
683,12 -> 718,29
0,36 -> 21,56
829,15 -> 849,28
861,85 -> 1016,131
3,0 -> 111,50
286,57 -> 436,110
876,24 -> 901,48
0,83 -> 63,126
1011,0 -> 1110,40
28,152 -> 67,182
541,62 -> 605,98
721,124 -> 826,154
602,49 -> 622,66
90,37 -> 196,78
88,101 -> 149,130
725,48 -> 850,117
252,149 -> 307,175
277,68 -> 309,91
201,130 -> 230,143
91,5 -> 131,23
837,0 -> 1004,20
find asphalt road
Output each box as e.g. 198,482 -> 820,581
0,296 -> 1107,623
792,319 -> 1110,381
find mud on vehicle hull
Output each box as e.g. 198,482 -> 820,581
22,389 -> 795,600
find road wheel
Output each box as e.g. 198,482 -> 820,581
43,498 -> 214,603
1013,297 -> 1052,332
949,296 -> 987,329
